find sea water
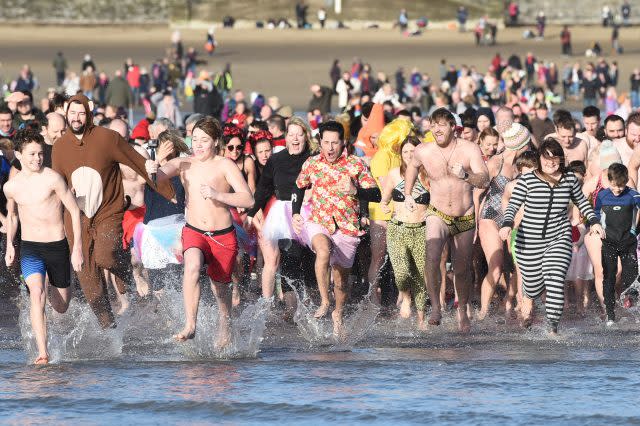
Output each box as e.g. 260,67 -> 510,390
2,289 -> 640,424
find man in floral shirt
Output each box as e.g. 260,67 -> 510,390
292,121 -> 381,338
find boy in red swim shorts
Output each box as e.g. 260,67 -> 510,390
146,117 -> 253,349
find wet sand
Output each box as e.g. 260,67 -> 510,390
1,24 -> 640,110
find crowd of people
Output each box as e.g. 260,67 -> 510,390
4,33 -> 640,365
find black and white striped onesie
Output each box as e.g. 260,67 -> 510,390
502,171 -> 598,326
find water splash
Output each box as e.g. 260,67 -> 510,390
18,289 -> 123,364
17,281 -> 270,363
290,280 -> 380,349
153,287 -> 270,360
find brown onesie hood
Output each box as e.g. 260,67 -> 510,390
65,93 -> 94,143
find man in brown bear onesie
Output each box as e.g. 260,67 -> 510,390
52,94 -> 174,328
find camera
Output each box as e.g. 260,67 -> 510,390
147,139 -> 159,149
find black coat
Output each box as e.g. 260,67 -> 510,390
193,85 -> 223,118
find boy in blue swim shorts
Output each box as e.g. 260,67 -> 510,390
4,129 -> 83,365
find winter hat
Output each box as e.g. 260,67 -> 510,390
599,139 -> 622,169
131,119 -> 150,141
502,122 -> 531,151
476,107 -> 495,127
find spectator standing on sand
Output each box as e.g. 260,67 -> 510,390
508,2 -> 519,26
398,9 -> 409,31
622,1 -> 631,27
14,65 -> 36,93
97,72 -> 109,106
80,66 -> 97,100
52,52 -> 67,87
105,70 -> 133,111
612,24 -> 621,55
536,11 -> 546,39
193,71 -> 223,118
330,60 -> 341,90
308,84 -> 333,115
560,26 -> 572,56
457,6 -> 468,32
318,8 -> 327,29
81,54 -> 96,72
214,63 -> 233,100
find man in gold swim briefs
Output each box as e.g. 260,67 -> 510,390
404,108 -> 489,333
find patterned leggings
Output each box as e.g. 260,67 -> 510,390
387,220 -> 427,310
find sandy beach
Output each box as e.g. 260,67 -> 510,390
1,24 -> 639,111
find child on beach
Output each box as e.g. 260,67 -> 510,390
4,129 -> 83,364
594,163 -> 640,325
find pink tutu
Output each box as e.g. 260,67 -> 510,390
566,244 -> 593,281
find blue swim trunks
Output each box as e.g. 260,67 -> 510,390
20,239 -> 71,288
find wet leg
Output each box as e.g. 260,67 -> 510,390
425,217 -> 449,326
584,233 -> 605,311
312,234 -> 332,318
211,279 -> 233,349
25,274 -> 48,364
331,264 -> 351,339
367,220 -> 387,304
174,248 -> 203,341
478,220 -> 504,320
452,229 -> 475,333
259,238 -> 280,299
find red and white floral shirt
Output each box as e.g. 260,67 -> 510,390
296,150 -> 377,236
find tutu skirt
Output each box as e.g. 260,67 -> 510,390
261,199 -> 311,244
133,214 -> 185,269
566,244 -> 594,281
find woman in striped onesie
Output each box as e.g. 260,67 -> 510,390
499,139 -> 605,334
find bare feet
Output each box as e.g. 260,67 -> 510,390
314,303 -> 330,319
34,354 -> 49,365
417,319 -> 428,331
214,329 -> 232,350
173,327 -> 196,342
457,307 -> 471,334
428,309 -> 442,326
332,310 -> 345,341
477,309 -> 488,321
114,295 -> 130,316
399,293 -> 412,319
521,316 -> 533,329
232,284 -> 241,308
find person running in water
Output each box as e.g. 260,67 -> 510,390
499,139 -> 605,334
245,117 -> 314,316
379,135 -> 430,329
52,94 -> 174,329
293,120 -> 381,337
4,129 -> 83,365
404,108 -> 489,332
146,116 -> 254,349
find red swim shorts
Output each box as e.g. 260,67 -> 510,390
181,224 -> 238,284
122,205 -> 146,250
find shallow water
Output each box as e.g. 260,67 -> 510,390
3,291 -> 640,424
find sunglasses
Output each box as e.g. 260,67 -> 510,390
226,145 -> 243,152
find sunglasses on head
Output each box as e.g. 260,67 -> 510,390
226,145 -> 242,152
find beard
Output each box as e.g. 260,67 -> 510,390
70,123 -> 85,135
